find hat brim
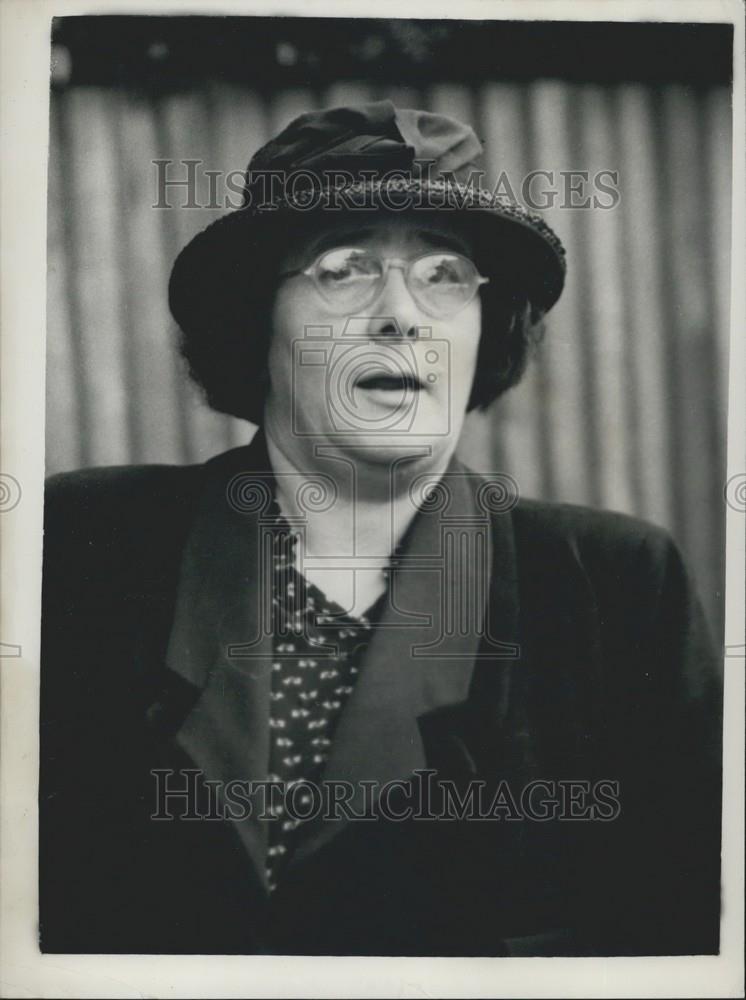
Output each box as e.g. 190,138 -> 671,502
168,179 -> 566,337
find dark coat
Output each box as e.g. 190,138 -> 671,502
39,433 -> 723,957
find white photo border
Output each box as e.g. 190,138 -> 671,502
1,1 -> 743,997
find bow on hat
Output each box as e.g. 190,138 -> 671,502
245,100 -> 484,199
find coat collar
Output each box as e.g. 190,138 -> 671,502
155,431 -> 520,884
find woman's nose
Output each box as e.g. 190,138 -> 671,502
366,266 -> 422,340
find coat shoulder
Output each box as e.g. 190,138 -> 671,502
512,497 -> 673,551
44,461 -> 203,516
453,456 -> 675,565
43,458 -> 224,547
509,497 -> 684,597
43,461 -> 208,605
44,444 -> 254,523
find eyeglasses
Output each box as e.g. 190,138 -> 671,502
280,247 -> 489,318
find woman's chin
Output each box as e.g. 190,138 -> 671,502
326,431 -> 455,468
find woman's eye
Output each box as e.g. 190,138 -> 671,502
420,256 -> 465,285
317,250 -> 375,284
325,264 -> 361,281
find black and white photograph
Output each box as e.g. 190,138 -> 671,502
0,1 -> 744,996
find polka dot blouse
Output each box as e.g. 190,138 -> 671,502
265,501 -> 384,891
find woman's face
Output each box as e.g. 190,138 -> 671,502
264,212 -> 483,469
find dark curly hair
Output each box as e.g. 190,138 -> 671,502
175,219 -> 546,425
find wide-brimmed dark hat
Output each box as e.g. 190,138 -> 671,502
169,100 -> 566,336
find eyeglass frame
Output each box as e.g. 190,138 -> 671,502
278,247 -> 490,318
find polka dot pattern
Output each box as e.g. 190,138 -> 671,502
265,502 -> 381,891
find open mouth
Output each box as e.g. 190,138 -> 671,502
356,372 -> 423,392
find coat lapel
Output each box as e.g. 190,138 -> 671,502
291,460 -> 521,863
156,434 -> 278,886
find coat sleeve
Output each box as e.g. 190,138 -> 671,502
585,526 -> 723,955
38,463 -> 201,951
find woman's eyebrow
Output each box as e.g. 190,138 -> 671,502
417,230 -> 471,254
306,227 -> 377,255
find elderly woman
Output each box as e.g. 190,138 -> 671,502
40,102 -> 722,957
